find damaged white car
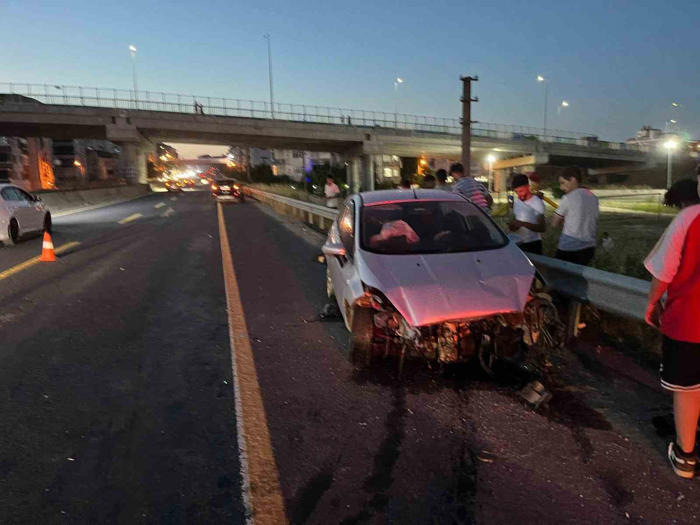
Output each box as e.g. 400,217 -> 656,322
322,190 -> 563,375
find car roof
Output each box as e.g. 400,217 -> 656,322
358,188 -> 466,205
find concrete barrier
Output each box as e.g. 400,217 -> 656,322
36,185 -> 151,215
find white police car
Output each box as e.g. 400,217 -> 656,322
0,183 -> 51,246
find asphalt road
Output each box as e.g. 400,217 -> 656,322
1,190 -> 699,524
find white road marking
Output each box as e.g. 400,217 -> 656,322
154,202 -> 166,209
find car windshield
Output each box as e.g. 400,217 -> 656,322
360,200 -> 507,254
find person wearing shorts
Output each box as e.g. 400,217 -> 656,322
644,176 -> 700,478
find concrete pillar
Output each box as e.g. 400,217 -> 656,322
361,154 -> 375,191
347,158 -> 361,194
117,142 -> 148,184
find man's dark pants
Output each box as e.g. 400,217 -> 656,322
518,240 -> 543,255
556,247 -> 595,266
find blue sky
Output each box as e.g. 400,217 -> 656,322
1,0 -> 698,144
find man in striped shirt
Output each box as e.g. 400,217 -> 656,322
450,162 -> 493,211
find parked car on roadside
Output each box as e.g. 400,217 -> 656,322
0,183 -> 51,246
322,189 -> 563,375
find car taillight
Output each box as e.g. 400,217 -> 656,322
233,184 -> 239,190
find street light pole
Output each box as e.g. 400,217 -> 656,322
487,154 -> 496,191
394,77 -> 403,128
129,45 -> 138,107
537,75 -> 547,138
264,34 -> 275,119
664,139 -> 677,189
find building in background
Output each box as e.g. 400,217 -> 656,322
0,137 -> 28,186
0,136 -> 56,191
53,139 -> 120,187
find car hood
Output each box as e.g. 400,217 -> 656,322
359,245 -> 534,326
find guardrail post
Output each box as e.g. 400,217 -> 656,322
566,299 -> 583,342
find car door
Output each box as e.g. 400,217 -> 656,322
333,199 -> 363,327
14,188 -> 43,231
0,187 -> 28,231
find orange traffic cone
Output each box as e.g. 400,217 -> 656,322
40,231 -> 57,262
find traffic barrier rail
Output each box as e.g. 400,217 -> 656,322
244,186 -> 650,323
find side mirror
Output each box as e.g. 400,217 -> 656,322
322,242 -> 346,258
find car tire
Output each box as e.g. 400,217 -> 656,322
5,219 -> 19,246
44,213 -> 52,233
349,307 -> 375,369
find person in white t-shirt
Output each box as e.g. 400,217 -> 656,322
550,167 -> 599,265
324,176 -> 341,208
507,174 -> 545,254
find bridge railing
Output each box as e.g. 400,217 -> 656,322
0,82 -> 642,151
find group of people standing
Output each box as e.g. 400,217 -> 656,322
441,162 -> 600,265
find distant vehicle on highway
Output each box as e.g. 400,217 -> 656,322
211,179 -> 244,203
322,190 -> 563,375
0,183 -> 51,246
164,180 -> 183,193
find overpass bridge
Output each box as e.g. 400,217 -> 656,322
0,82 -> 651,189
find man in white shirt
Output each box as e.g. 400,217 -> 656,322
508,174 -> 545,254
550,167 -> 599,265
324,176 -> 341,208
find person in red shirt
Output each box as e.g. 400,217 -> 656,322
644,175 -> 700,478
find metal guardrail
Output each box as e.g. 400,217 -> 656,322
0,81 -> 642,151
244,186 -> 650,322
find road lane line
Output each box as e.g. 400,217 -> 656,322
154,202 -> 166,209
217,202 -> 287,525
0,241 -> 81,281
118,213 -> 142,224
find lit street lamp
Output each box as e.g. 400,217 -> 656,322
664,139 -> 677,189
486,154 -> 496,191
394,77 -> 404,128
536,75 -> 548,138
129,45 -> 138,107
557,99 -> 570,116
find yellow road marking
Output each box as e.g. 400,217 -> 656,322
217,202 -> 287,525
118,213 -> 142,224
154,202 -> 166,209
0,241 -> 81,281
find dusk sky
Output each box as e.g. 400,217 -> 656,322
2,0 -> 698,149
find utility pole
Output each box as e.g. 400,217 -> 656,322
264,34 -> 275,119
460,75 -> 478,177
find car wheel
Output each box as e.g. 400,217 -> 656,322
44,213 -> 52,233
326,266 -> 335,299
349,307 -> 375,369
7,219 -> 19,246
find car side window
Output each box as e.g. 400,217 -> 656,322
15,189 -> 33,202
1,188 -> 20,201
338,201 -> 355,258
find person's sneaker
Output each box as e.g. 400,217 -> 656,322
668,442 -> 696,479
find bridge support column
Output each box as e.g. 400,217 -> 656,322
347,158 -> 361,194
361,154 -> 375,192
117,142 -> 148,185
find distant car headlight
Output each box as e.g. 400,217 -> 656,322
211,184 -> 219,191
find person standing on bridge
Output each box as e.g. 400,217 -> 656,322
508,174 -> 546,254
324,176 -> 341,208
644,175 -> 700,479
450,162 -> 492,211
550,166 -> 599,265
